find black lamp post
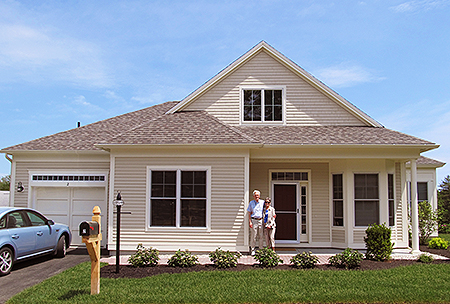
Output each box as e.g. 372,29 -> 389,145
113,191 -> 124,273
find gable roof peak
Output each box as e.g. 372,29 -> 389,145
165,42 -> 382,128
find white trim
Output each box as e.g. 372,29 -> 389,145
353,172 -> 381,228
269,169 -> 311,244
239,86 -> 286,125
145,166 -> 211,232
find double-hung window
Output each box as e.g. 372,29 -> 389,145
242,88 -> 283,122
150,169 -> 208,228
333,174 -> 344,226
388,174 -> 395,226
354,174 -> 379,226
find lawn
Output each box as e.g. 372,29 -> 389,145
7,262 -> 450,304
439,233 -> 450,242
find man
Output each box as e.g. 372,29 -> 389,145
247,189 -> 265,256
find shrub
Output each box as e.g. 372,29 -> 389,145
168,249 -> 199,267
418,253 -> 434,263
290,251 -> 319,269
328,248 -> 363,269
128,244 -> 160,267
418,201 -> 439,244
364,223 -> 394,261
254,247 -> 283,268
209,248 -> 242,268
438,223 -> 450,234
428,237 -> 449,249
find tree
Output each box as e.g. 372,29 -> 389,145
438,175 -> 450,232
0,175 -> 10,191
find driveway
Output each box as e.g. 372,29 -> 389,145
0,247 -> 90,304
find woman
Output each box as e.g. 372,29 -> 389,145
263,197 -> 276,251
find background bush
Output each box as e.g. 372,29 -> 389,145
418,201 -> 439,244
364,223 -> 394,261
328,248 -> 363,269
168,249 -> 199,267
209,248 -> 242,268
254,247 -> 283,268
290,251 -> 319,269
128,244 -> 159,267
428,237 -> 449,249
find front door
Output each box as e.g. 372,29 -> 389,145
273,184 -> 298,242
273,183 -> 308,243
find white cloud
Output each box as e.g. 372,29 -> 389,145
390,0 -> 449,13
314,63 -> 384,88
0,22 -> 112,88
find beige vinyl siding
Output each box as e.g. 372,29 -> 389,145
13,160 -> 110,208
184,51 -> 366,126
332,229 -> 345,243
112,156 -> 246,250
353,230 -> 366,244
249,162 -> 330,244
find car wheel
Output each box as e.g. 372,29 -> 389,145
0,247 -> 13,276
55,236 -> 67,258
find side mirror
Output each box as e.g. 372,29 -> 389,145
46,219 -> 55,226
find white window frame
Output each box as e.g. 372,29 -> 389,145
146,166 -> 211,232
240,86 -> 286,125
332,173 -> 344,227
354,173 -> 380,227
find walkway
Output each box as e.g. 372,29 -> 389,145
100,248 -> 449,266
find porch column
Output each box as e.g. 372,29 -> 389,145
410,159 -> 420,253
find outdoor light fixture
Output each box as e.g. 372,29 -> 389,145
17,182 -> 24,192
113,191 -> 124,273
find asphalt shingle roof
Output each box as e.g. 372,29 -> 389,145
1,103 -> 436,151
2,101 -> 178,151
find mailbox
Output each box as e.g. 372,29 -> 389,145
79,221 -> 99,237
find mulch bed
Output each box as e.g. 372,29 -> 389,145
101,247 -> 450,279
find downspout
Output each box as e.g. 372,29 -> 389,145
5,154 -> 12,163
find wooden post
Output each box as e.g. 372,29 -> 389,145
82,206 -> 102,295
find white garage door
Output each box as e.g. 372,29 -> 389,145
34,187 -> 107,245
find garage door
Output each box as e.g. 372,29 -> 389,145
34,187 -> 107,245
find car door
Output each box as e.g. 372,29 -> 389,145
6,211 -> 36,258
24,210 -> 55,252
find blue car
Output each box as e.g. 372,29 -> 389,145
0,207 -> 72,276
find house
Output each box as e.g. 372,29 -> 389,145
0,191 -> 10,207
1,41 -> 445,253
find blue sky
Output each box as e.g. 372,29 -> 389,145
1,0 -> 449,184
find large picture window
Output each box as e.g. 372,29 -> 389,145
243,89 -> 282,122
150,169 -> 207,228
354,174 -> 379,226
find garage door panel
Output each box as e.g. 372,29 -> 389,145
73,188 -> 104,199
34,186 -> 106,246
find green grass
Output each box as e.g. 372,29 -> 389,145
7,262 -> 450,304
439,233 -> 450,242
